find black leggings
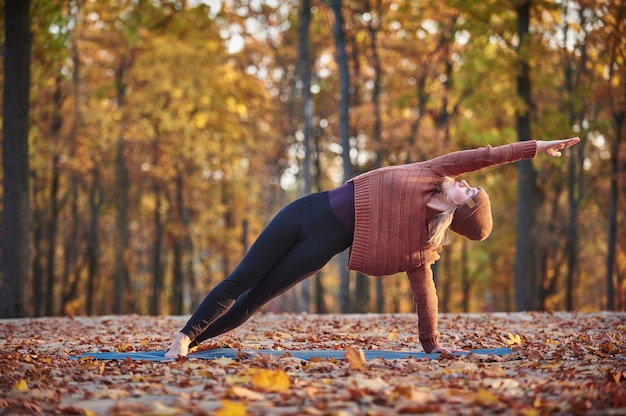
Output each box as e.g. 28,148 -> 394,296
182,192 -> 353,347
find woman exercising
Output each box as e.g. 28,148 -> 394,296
165,137 -> 580,358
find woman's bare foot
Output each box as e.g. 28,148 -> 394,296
164,332 -> 191,358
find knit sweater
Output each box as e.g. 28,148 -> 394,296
347,140 -> 538,352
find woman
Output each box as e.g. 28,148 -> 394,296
165,137 -> 580,358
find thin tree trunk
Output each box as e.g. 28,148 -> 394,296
604,1 -> 626,310
171,171 -> 189,315
606,115 -> 623,310
62,0 -> 85,316
405,75 -> 428,164
460,240 -> 471,313
113,61 -> 130,314
32,177 -> 45,317
355,272 -> 369,313
45,77 -> 64,316
151,184 -> 164,315
353,0 -> 384,314
439,254 -> 451,313
171,240 -> 184,315
86,166 -> 102,315
561,1 -> 588,312
565,134 -> 584,311
298,0 -> 313,313
61,185 -> 81,316
149,127 -> 165,315
329,0 -> 352,314
312,126 -> 327,314
513,0 -> 537,312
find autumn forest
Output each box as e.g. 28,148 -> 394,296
1,0 -> 625,319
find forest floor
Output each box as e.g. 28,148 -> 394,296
1,312 -> 625,415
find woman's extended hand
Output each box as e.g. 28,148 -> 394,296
536,137 -> 580,157
164,332 -> 191,358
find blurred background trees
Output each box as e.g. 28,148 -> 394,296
1,0 -> 624,318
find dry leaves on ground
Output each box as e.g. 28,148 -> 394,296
1,312 -> 625,415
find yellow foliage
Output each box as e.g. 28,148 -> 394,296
471,388 -> 499,406
215,400 -> 247,416
507,333 -> 522,346
13,379 -> 29,391
194,113 -> 210,129
248,368 -> 291,393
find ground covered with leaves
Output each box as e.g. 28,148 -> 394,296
1,312 -> 625,415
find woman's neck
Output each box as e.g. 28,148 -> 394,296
426,192 -> 455,212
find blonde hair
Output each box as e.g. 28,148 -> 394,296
428,207 -> 457,249
428,176 -> 458,249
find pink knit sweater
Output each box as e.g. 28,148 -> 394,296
347,141 -> 538,352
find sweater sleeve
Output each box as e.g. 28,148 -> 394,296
407,262 -> 440,352
427,140 -> 538,178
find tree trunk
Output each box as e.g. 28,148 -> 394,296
298,0 -> 313,313
171,171 -> 190,315
559,1 -> 589,312
151,184 -> 164,315
355,272 -> 369,313
113,61 -> 130,314
513,0 -> 537,312
312,124 -> 326,314
330,0 -> 352,314
45,76 -> 65,317
86,166 -> 103,315
460,240 -> 471,313
171,240 -> 184,315
565,134 -> 585,311
606,113 -> 623,310
32,177 -> 45,317
363,0 -> 384,314
61,184 -> 81,316
1,0 -> 32,318
61,8 -> 84,317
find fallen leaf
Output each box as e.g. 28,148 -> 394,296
13,379 -> 29,391
213,356 -> 236,366
345,346 -> 367,371
608,370 -> 623,384
507,333 -> 522,346
352,375 -> 388,392
117,343 -> 135,352
249,368 -> 291,393
215,400 -> 247,416
148,401 -> 181,415
471,388 -> 500,406
226,385 -> 265,400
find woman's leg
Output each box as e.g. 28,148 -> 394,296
190,210 -> 351,346
181,192 -> 352,346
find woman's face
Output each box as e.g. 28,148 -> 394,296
443,180 -> 478,205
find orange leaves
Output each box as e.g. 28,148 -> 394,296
344,346 -> 367,371
471,388 -> 500,407
12,379 -> 29,392
116,343 -> 136,352
248,368 -> 291,393
608,369 -> 625,385
2,313 -> 626,415
507,333 -> 522,346
215,400 -> 247,416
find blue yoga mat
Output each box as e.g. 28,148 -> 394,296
75,347 -> 512,362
